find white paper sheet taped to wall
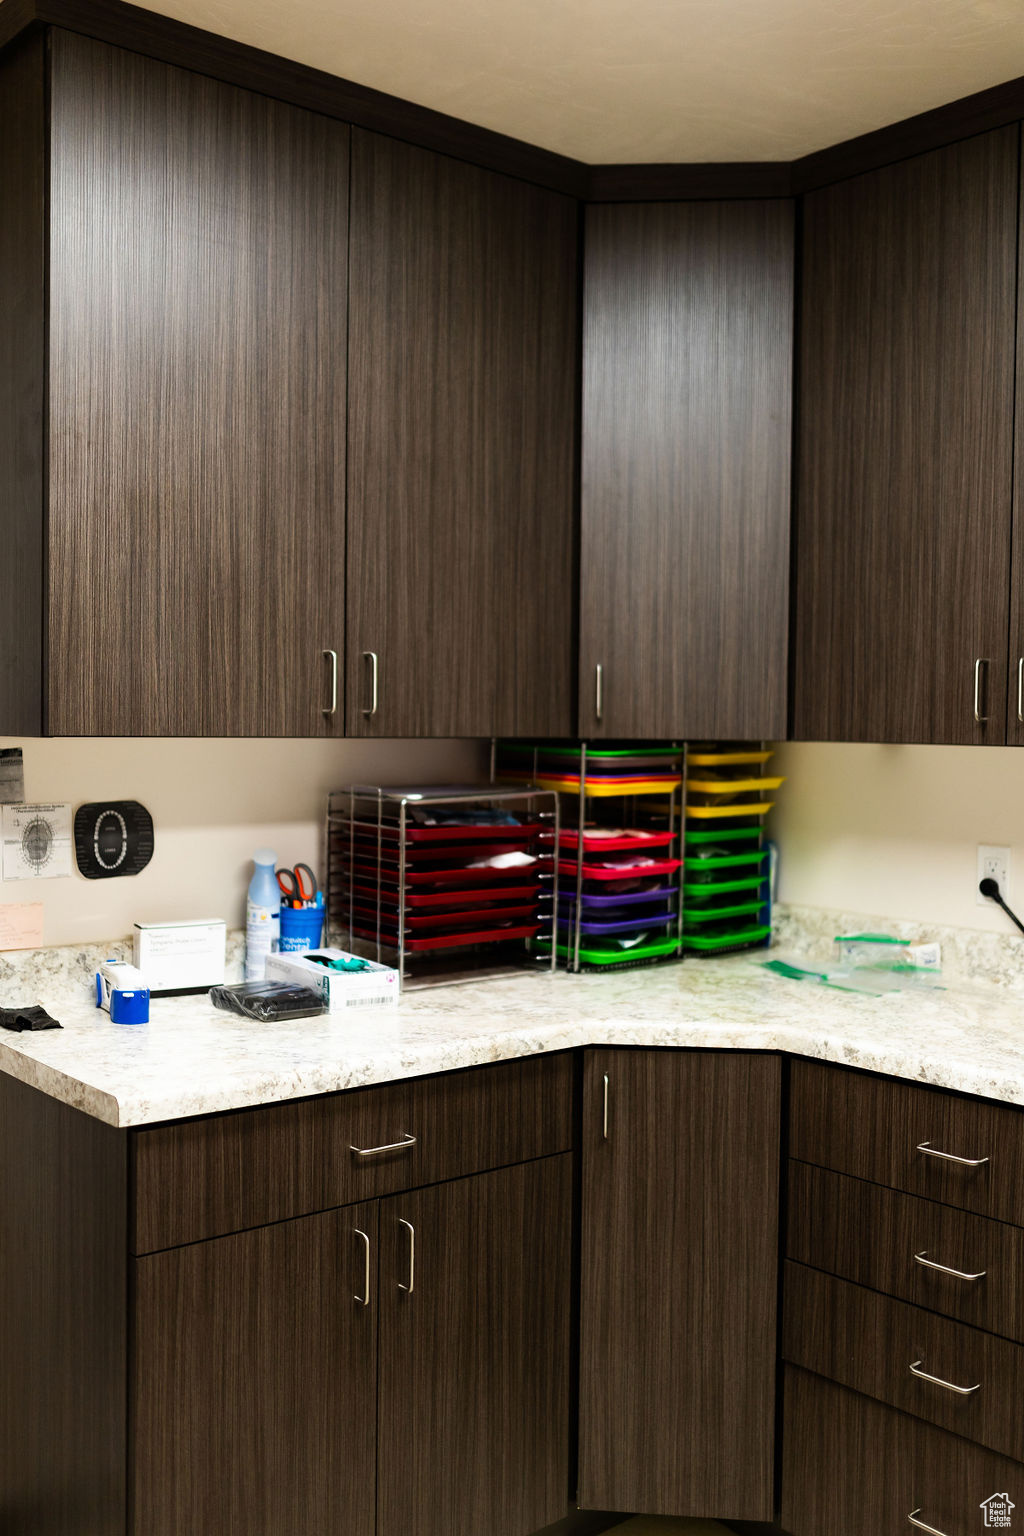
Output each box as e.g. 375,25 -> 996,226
1,803 -> 73,881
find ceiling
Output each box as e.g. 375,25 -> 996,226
146,0 -> 1024,163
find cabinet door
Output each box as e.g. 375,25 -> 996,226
377,1156 -> 571,1536
580,200 -> 794,739
47,32 -> 348,736
578,1050 -> 780,1519
132,1202 -> 377,1536
346,129 -> 578,737
793,129 -> 1018,745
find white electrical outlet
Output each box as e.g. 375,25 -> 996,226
978,845 -> 1011,906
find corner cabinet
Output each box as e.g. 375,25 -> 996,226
10,29 -> 351,736
579,200 -> 794,740
577,1049 -> 781,1520
345,129 -> 578,738
792,128 -> 1019,745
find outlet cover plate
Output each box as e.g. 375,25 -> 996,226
978,845 -> 1011,906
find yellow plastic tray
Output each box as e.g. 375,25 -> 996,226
686,751 -> 773,767
686,801 -> 774,819
686,776 -> 785,795
530,774 -> 683,797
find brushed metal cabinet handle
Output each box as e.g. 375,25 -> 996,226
398,1218 -> 415,1294
914,1249 -> 987,1282
602,1072 -> 609,1140
322,649 -> 338,718
362,651 -> 379,717
909,1359 -> 980,1396
349,1132 -> 416,1158
354,1228 -> 371,1307
1018,657 -> 1023,724
917,1140 -> 989,1168
974,657 -> 989,723
595,663 -> 603,722
908,1510 -> 950,1536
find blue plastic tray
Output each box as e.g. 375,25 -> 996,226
558,884 -> 679,910
558,912 -> 677,937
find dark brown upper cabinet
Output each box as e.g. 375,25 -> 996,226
1,29 -> 349,737
346,129 -> 578,738
579,200 -> 794,740
793,128 -> 1019,745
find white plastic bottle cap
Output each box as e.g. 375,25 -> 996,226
253,848 -> 277,866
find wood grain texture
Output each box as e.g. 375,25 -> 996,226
0,1072 -> 128,1536
781,1365 -> 1024,1536
132,1052 -> 573,1252
792,128 -> 1019,745
26,0 -> 587,194
793,72 -> 1024,193
790,1059 -> 1024,1227
0,32 -> 45,735
586,162 -> 792,200
377,1155 -> 572,1536
577,1050 -> 781,1519
132,1201 -> 378,1536
1006,126 -> 1024,744
783,1260 -> 1024,1462
0,0 -> 37,51
788,1158 -> 1024,1346
580,201 -> 794,739
346,128 -> 578,738
47,31 -> 348,735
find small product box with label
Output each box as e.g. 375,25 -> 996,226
95,961 -> 150,1025
265,948 -> 399,1010
133,919 -> 227,994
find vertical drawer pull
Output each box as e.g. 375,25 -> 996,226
974,657 -> 989,723
909,1359 -> 980,1396
914,1250 -> 986,1282
595,663 -> 604,721
363,650 -> 379,717
398,1218 -> 415,1294
602,1072 -> 610,1140
917,1141 -> 989,1168
354,1228 -> 371,1307
349,1133 -> 416,1158
322,648 -> 338,718
908,1511 -> 950,1536
1018,656 -> 1024,723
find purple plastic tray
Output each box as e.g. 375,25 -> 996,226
557,911 -> 677,936
558,884 -> 678,910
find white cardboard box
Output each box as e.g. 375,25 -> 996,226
133,919 -> 226,993
265,948 -> 399,1009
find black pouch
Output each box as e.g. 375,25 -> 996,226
0,1005 -> 62,1032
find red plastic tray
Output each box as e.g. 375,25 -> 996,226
347,881 -> 543,910
351,902 -> 539,931
557,857 -> 682,881
558,829 -> 675,853
351,921 -> 542,952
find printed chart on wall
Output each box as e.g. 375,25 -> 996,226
1,803 -> 73,881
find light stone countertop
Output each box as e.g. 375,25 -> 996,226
2,950 -> 1024,1126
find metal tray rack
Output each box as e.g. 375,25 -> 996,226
325,783 -> 559,990
492,740 -> 686,973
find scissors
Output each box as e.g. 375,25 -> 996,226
276,862 -> 318,907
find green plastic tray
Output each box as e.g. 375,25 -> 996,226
684,850 -> 769,872
682,899 -> 768,924
684,827 -> 763,847
537,935 -> 681,965
683,876 -> 768,899
682,925 -> 771,951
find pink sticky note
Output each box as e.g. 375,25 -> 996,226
0,903 -> 44,951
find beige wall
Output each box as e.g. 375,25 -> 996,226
0,737 -> 487,948
771,741 -> 1024,932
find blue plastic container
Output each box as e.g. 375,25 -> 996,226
280,903 -> 325,952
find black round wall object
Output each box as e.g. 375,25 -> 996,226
74,800 -> 155,879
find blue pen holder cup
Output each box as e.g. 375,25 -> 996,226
279,904 -> 325,952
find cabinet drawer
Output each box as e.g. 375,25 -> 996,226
783,1261 -> 1024,1461
782,1365 -> 1024,1536
788,1159 -> 1024,1343
790,1059 -> 1024,1226
132,1052 -> 573,1252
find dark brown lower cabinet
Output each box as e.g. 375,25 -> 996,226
133,1159 -> 570,1536
782,1365 -> 1024,1536
133,1203 -> 379,1536
577,1049 -> 781,1519
377,1157 -> 572,1536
